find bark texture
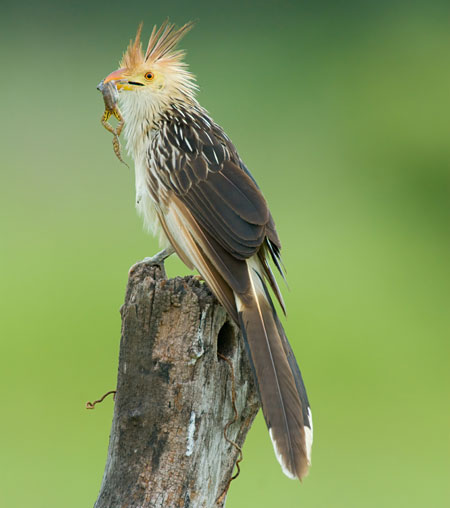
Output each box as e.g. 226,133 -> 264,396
94,262 -> 260,508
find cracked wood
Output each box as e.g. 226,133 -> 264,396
94,263 -> 260,508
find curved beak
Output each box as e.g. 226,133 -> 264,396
103,68 -> 135,91
104,68 -> 127,84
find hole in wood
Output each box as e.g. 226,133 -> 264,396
217,321 -> 236,359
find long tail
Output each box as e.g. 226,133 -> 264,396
160,199 -> 312,478
236,258 -> 313,480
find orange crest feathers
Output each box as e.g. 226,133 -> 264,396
120,20 -> 195,71
121,22 -> 144,69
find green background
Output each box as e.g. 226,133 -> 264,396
1,1 -> 449,506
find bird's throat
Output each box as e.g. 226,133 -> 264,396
119,91 -> 162,159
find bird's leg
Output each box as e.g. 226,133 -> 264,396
129,246 -> 175,276
142,246 -> 175,266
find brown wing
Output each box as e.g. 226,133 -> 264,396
151,105 -> 285,306
153,105 -> 272,262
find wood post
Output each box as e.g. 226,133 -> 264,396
94,262 -> 260,508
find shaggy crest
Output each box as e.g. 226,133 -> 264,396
120,20 -> 195,71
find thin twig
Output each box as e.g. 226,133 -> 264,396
86,390 -> 116,409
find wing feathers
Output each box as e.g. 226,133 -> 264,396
153,107 -> 272,259
257,247 -> 286,315
183,193 -> 261,259
194,183 -> 265,243
189,156 -> 208,180
217,161 -> 269,224
208,161 -> 269,226
161,200 -> 238,321
171,195 -> 250,296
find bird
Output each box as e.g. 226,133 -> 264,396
101,20 -> 313,480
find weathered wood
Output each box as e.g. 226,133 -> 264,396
94,262 -> 260,508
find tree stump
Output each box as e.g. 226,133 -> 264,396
94,262 -> 260,508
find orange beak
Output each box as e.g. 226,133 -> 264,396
103,68 -> 133,91
104,68 -> 127,83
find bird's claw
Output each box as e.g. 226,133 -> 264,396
128,247 -> 175,276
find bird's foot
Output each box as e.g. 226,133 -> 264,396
128,246 -> 175,276
142,246 -> 175,266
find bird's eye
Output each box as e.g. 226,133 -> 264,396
144,72 -> 154,81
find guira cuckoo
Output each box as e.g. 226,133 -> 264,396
101,21 -> 313,480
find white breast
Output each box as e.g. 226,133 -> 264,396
119,91 -> 169,248
133,155 -> 156,230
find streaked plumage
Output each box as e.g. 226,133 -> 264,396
102,20 -> 313,480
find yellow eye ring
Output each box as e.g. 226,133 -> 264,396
144,72 -> 154,81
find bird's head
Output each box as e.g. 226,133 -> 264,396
103,21 -> 197,107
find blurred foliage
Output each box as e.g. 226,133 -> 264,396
0,1 -> 449,507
